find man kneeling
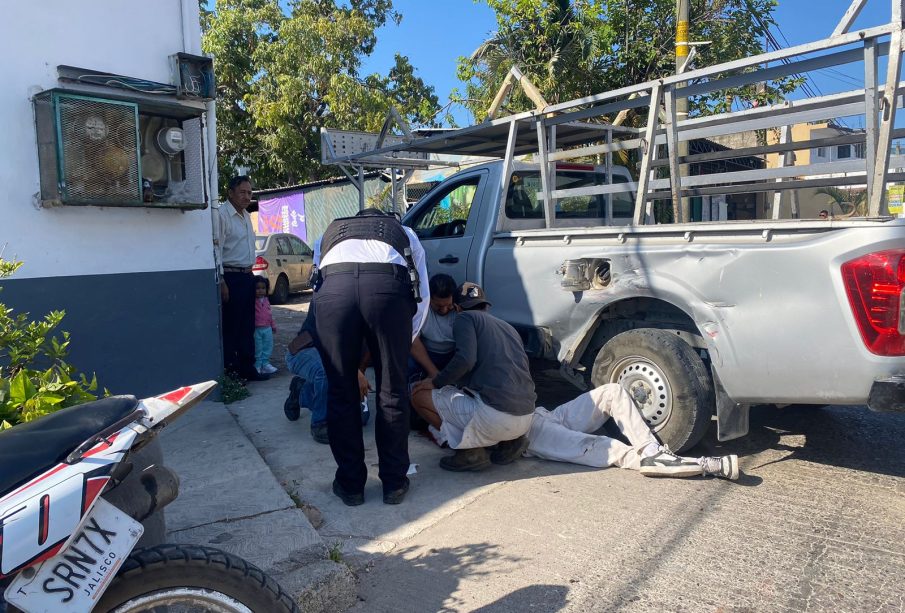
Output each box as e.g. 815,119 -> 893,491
411,282 -> 535,471
412,282 -> 738,480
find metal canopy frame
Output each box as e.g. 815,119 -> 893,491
323,0 -> 905,224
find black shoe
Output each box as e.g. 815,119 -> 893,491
311,423 -> 329,445
383,478 -> 410,505
332,480 -> 364,506
439,448 -> 492,472
244,370 -> 270,382
490,435 -> 530,465
284,376 -> 304,421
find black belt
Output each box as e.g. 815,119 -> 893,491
223,266 -> 252,273
321,262 -> 409,280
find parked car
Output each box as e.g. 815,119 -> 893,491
253,233 -> 314,304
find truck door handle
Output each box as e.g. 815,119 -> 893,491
439,255 -> 459,264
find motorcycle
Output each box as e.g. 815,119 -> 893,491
0,382 -> 299,613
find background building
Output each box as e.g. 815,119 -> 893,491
0,0 -> 221,396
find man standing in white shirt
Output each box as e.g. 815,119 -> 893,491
313,208 -> 429,506
217,175 -> 267,382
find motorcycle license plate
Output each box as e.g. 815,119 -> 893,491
4,498 -> 144,613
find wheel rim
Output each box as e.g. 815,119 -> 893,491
110,587 -> 254,613
609,355 -> 673,429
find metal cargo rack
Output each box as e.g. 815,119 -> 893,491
322,0 -> 905,226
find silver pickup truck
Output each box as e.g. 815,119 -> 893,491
400,160 -> 905,451
325,6 -> 905,451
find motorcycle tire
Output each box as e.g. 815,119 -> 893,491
97,544 -> 299,612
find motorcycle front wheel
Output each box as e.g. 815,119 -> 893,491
98,544 -> 299,613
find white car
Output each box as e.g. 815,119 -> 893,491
253,233 -> 314,303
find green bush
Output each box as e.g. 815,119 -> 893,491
0,258 -> 98,429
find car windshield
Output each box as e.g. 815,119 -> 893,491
255,236 -> 266,250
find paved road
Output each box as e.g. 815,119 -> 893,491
266,299 -> 905,613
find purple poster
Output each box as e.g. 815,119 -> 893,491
257,192 -> 307,242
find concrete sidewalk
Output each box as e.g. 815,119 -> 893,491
159,396 -> 357,612
222,373 -> 578,561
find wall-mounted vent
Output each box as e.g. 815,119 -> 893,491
34,92 -> 141,205
33,90 -> 207,208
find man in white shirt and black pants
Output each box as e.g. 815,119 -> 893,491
313,208 -> 429,506
217,175 -> 267,382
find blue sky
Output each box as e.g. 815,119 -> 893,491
359,0 -> 497,126
214,1 -> 897,127
360,1 -> 895,126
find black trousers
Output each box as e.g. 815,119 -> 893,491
222,271 -> 256,378
314,266 -> 415,494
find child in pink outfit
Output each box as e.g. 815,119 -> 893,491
254,276 -> 278,374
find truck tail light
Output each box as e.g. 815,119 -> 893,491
252,256 -> 269,271
841,249 -> 905,356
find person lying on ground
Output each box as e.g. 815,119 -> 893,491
524,383 -> 738,480
411,282 -> 537,471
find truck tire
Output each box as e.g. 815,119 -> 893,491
97,544 -> 299,612
591,328 -> 713,453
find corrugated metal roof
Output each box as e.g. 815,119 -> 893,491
254,172 -> 384,196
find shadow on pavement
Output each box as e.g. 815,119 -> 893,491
694,403 -> 905,479
472,584 -> 570,612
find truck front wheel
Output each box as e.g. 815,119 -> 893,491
591,328 -> 713,453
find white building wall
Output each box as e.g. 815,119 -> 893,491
1,0 -> 215,280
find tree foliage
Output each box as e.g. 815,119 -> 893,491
202,0 -> 443,189
456,0 -> 799,122
0,259 -> 98,429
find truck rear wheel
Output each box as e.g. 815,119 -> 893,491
591,328 -> 713,453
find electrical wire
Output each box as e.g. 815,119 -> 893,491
77,74 -> 178,95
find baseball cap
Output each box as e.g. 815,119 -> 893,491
454,282 -> 491,310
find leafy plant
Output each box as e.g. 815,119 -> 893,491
815,187 -> 868,217
456,0 -> 800,122
217,372 -> 250,404
201,0 -> 444,189
328,541 -> 343,563
0,258 -> 99,429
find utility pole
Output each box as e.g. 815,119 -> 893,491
675,0 -> 689,222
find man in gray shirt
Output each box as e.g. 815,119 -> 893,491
412,282 -> 536,471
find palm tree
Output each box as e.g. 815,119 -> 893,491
463,0 -> 603,119
815,187 -> 867,218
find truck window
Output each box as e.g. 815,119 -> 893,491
505,171 -> 632,221
410,177 -> 480,239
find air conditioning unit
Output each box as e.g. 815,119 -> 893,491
34,91 -> 142,205
33,90 -> 207,208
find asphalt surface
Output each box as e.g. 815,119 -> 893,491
267,294 -> 905,613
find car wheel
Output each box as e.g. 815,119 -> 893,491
271,274 -> 290,304
591,328 -> 713,453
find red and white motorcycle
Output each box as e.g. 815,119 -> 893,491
0,382 -> 298,613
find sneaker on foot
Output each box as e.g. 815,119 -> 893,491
284,376 -> 304,421
262,363 -> 278,374
311,423 -> 329,445
490,435 -> 529,465
699,454 -> 739,480
439,447 -> 491,472
639,447 -> 703,478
